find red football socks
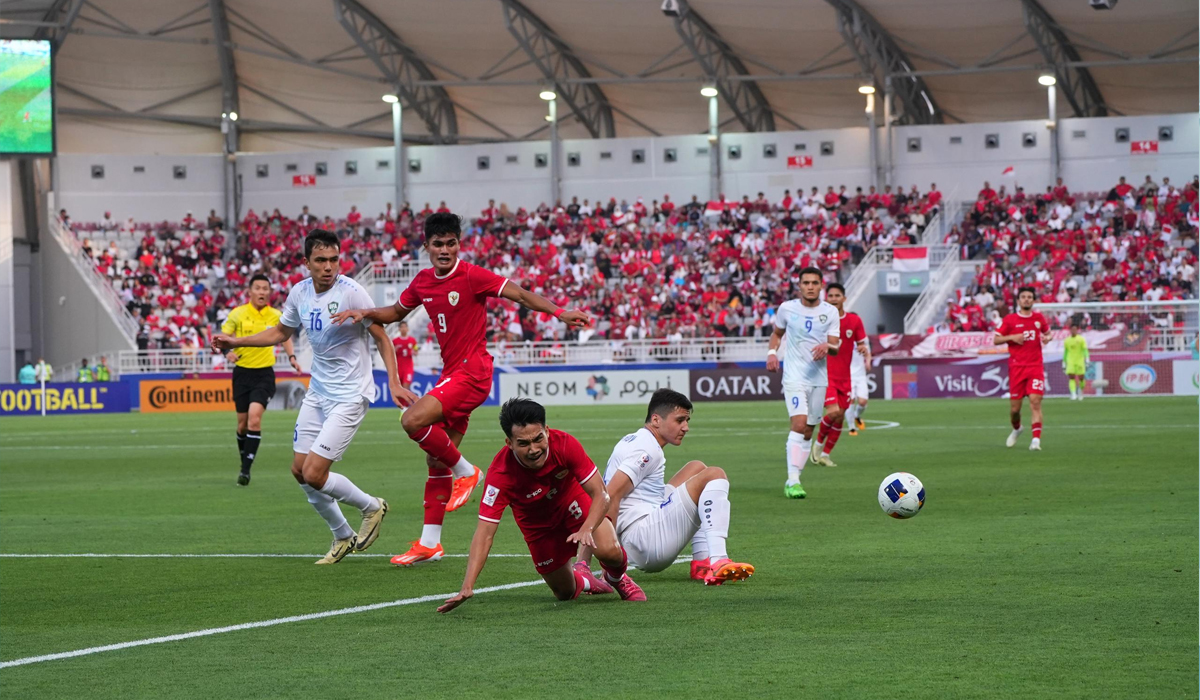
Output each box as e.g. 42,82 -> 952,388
409,424 -> 464,469
1032,422 -> 1042,439
423,466 -> 452,526
823,418 -> 843,455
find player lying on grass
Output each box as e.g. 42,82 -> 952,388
437,399 -> 645,613
595,388 -> 754,586
213,229 -> 402,564
332,213 -> 589,568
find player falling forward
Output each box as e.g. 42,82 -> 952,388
437,399 -> 644,613
812,283 -> 869,467
767,267 -> 840,498
601,389 -> 753,585
994,286 -> 1051,450
333,213 -> 589,566
1062,322 -> 1089,401
213,229 -> 403,563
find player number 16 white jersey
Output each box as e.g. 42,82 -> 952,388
773,299 -> 840,388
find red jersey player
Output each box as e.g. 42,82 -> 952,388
391,320 -> 418,389
332,213 -> 589,565
437,399 -> 645,612
994,286 -> 1051,451
812,283 -> 868,467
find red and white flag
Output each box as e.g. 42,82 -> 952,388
1001,166 -> 1015,177
892,246 -> 929,272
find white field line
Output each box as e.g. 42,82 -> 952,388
0,558 -> 687,670
0,553 -> 524,559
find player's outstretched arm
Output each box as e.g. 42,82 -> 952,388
603,471 -> 636,528
366,323 -> 415,407
438,519 -> 499,614
330,303 -> 409,327
766,327 -> 785,372
212,323 -> 294,351
566,473 -> 611,549
499,283 -> 590,329
994,332 -> 1022,345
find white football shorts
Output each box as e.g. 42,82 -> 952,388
850,372 -> 869,401
783,383 -> 825,425
619,484 -> 700,573
293,392 -> 368,462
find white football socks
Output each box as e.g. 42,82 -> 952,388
419,524 -> 442,549
698,479 -> 731,561
319,472 -> 376,512
690,531 -> 710,562
450,456 -> 475,479
786,431 -> 809,484
845,404 -> 858,426
302,483 -> 354,541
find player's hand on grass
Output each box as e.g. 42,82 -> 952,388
766,353 -> 780,372
330,309 -> 365,326
211,334 -> 236,352
559,309 -> 591,329
812,343 -> 830,361
566,528 -> 596,549
437,590 -> 472,613
391,380 -> 418,408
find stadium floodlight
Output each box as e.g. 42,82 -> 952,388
539,90 -> 557,101
700,86 -> 719,98
228,112 -> 238,122
545,115 -> 554,122
381,94 -> 399,103
1038,73 -> 1057,87
858,84 -> 875,95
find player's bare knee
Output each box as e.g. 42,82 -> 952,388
301,463 -> 328,489
247,416 -> 262,432
399,411 -> 423,435
592,539 -> 621,565
704,466 -> 727,481
236,414 -> 248,433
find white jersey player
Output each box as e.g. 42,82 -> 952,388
213,229 -> 405,564
766,267 -> 841,499
846,333 -> 872,436
599,389 -> 754,586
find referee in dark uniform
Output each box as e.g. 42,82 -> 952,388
222,274 -> 302,485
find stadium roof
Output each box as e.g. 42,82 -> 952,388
3,0 -> 1197,152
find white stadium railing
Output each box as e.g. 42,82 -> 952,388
49,212 -> 141,342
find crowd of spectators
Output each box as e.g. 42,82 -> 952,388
938,175 -> 1198,333
64,183 -> 940,349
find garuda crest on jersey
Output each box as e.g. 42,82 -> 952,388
448,291 -> 460,306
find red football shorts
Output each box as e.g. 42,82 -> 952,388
824,386 -> 851,411
427,365 -> 492,435
397,366 -> 414,387
524,491 -> 591,574
1009,366 -> 1045,399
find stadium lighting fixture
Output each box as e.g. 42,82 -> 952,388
539,90 -> 557,101
700,86 -> 719,98
545,115 -> 554,122
1038,73 -> 1057,87
382,94 -> 399,103
858,84 -> 875,95
228,111 -> 238,122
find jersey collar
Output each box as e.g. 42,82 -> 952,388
434,259 -> 461,280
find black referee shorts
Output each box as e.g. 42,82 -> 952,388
232,366 -> 277,413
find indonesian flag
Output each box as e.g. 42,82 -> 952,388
892,246 -> 929,272
1001,166 -> 1015,177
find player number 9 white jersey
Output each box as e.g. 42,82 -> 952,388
773,299 -> 840,387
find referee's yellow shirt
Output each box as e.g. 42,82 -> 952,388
222,303 -> 283,369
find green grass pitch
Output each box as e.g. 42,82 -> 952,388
1,397 -> 1196,698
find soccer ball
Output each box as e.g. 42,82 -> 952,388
878,472 -> 925,519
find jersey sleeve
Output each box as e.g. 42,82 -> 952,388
279,289 -> 301,328
220,309 -> 238,335
348,283 -> 374,328
397,281 -> 420,311
612,446 -> 651,490
477,467 -> 510,523
467,263 -> 509,300
997,316 -> 1012,336
826,311 -> 841,342
773,305 -> 788,331
559,433 -> 599,485
851,315 -> 867,344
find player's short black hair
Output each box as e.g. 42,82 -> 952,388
499,398 -> 546,438
304,229 -> 340,258
1017,285 -> 1036,297
248,273 -> 270,287
424,212 -> 462,241
826,282 -> 846,296
798,266 -> 823,282
645,388 -> 693,424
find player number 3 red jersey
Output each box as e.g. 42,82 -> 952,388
997,311 -> 1048,368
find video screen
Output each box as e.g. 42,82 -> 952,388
0,39 -> 54,155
